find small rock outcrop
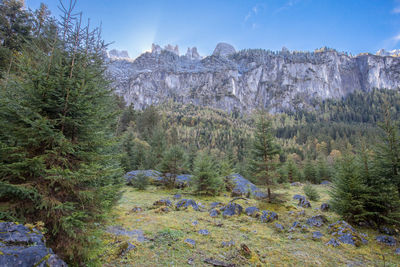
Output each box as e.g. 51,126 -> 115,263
312,231 -> 323,240
293,194 -> 306,201
198,229 -> 209,236
0,222 -> 67,267
184,238 -> 196,247
153,199 -> 172,207
260,210 -> 278,223
306,215 -> 328,227
176,199 -> 199,211
209,209 -> 220,218
298,198 -> 312,208
376,235 -> 397,246
245,206 -> 260,217
221,203 -> 243,217
228,174 -> 267,198
125,170 -> 161,185
328,221 -> 368,247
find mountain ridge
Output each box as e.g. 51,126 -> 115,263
107,43 -> 400,113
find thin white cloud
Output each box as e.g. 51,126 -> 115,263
393,7 -> 400,13
243,3 -> 264,29
275,0 -> 301,14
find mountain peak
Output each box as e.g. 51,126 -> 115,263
212,42 -> 236,57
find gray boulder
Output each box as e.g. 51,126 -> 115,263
176,199 -> 199,211
198,229 -> 209,236
306,215 -> 328,227
0,222 -> 67,267
228,174 -> 267,199
293,194 -> 306,201
320,203 -> 329,211
326,238 -> 340,247
376,235 -> 396,246
209,209 -> 220,218
245,206 -> 259,217
312,231 -> 323,240
221,203 -> 243,217
395,248 -> 400,254
298,198 -> 311,208
125,170 -> 161,185
328,221 -> 368,247
260,210 -> 278,223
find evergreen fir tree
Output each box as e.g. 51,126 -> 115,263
192,152 -> 223,196
249,111 -> 280,200
0,5 -> 122,262
304,159 -> 318,184
330,154 -> 370,224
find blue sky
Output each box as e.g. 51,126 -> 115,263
26,0 -> 400,59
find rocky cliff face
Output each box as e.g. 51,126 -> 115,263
107,44 -> 400,113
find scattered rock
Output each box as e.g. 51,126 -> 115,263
209,209 -> 220,218
245,206 -> 259,217
307,215 -> 328,227
260,210 -> 278,223
131,206 -> 143,213
328,221 -> 367,247
326,238 -> 340,247
379,226 -> 397,236
184,238 -> 196,247
395,248 -> 400,254
176,199 -> 199,211
292,221 -> 301,228
376,235 -> 397,246
275,223 -> 285,231
298,198 -> 311,208
221,203 -> 243,217
0,222 -> 67,267
125,170 -> 161,185
320,203 -> 329,211
228,174 -> 267,199
198,229 -> 210,236
153,199 -> 172,207
210,202 -> 224,209
293,194 -> 306,201
291,182 -> 302,186
106,226 -> 146,242
154,206 -> 170,213
301,225 -> 309,232
221,240 -> 235,247
297,210 -> 305,216
192,220 -> 199,226
312,231 -> 323,240
173,194 -> 182,199
204,257 -> 236,267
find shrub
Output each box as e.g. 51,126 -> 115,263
303,184 -> 320,201
131,173 -> 149,190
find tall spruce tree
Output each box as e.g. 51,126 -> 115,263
330,154 -> 370,224
249,111 -> 280,200
0,4 -> 122,263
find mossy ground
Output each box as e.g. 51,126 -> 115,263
98,184 -> 399,266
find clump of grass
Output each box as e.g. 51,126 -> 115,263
303,183 -> 320,201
